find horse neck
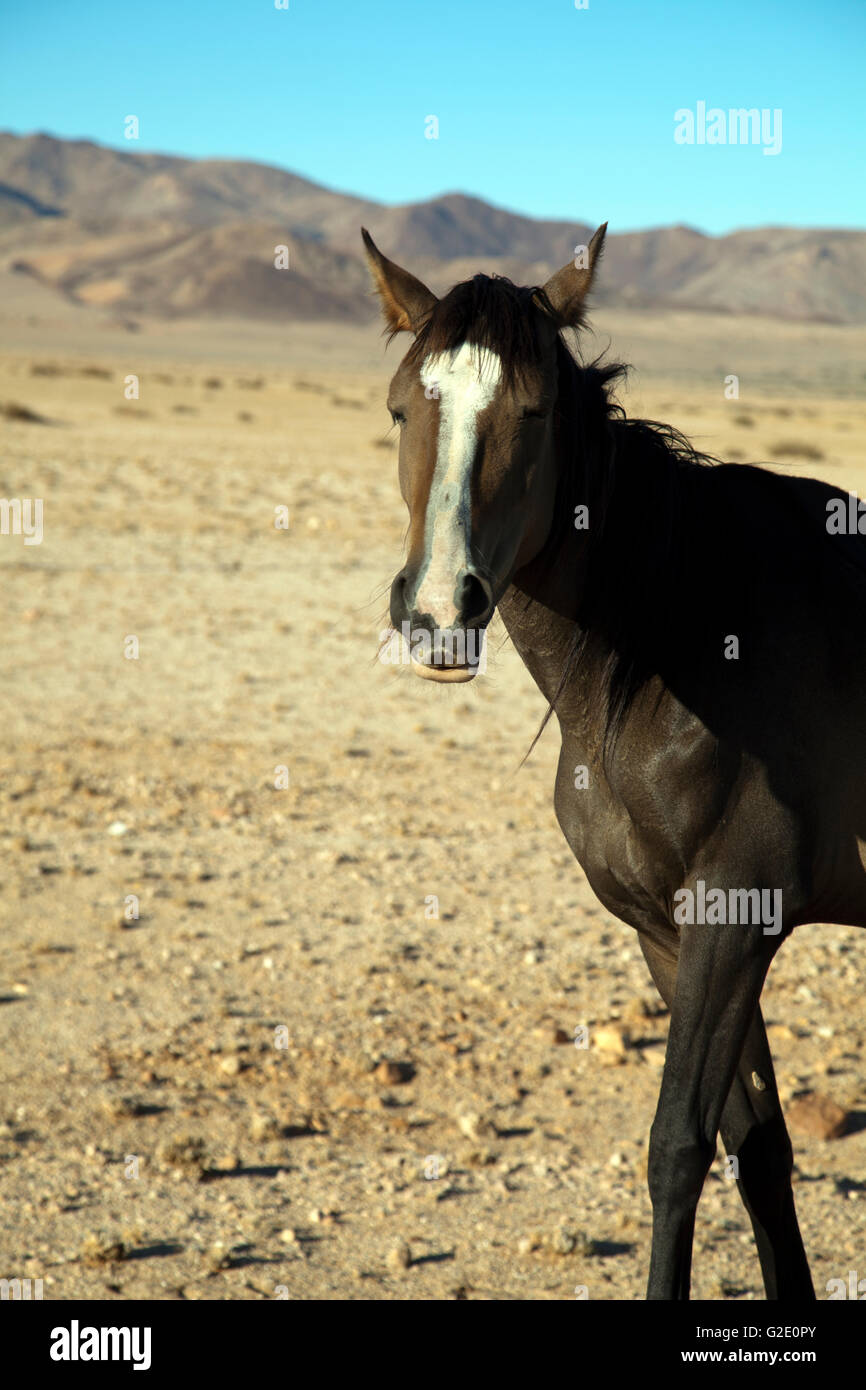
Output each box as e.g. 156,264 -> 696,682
497,360 -> 609,715
496,514 -> 593,721
497,366 -> 684,731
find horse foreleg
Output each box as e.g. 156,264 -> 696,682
719,1009 -> 815,1300
645,921 -> 776,1300
637,931 -> 813,1299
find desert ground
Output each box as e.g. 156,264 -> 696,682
1,291 -> 866,1300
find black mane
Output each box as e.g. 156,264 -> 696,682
541,342 -> 719,758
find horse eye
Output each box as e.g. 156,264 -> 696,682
521,406 -> 548,420
390,409 -> 406,425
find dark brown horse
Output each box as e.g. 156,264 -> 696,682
362,223 -> 866,1300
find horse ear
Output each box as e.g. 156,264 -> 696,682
537,222 -> 607,328
361,228 -> 438,335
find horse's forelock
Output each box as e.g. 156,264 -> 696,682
404,275 -> 550,387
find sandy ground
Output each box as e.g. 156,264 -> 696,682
1,299 -> 865,1301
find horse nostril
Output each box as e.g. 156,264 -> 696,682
389,571 -> 410,628
458,570 -> 493,627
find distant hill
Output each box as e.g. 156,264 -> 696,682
1,131 -> 864,325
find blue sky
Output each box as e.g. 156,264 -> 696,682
1,0 -> 863,234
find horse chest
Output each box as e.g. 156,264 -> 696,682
552,751 -> 672,921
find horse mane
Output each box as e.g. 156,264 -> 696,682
547,350 -> 866,762
523,335 -> 721,762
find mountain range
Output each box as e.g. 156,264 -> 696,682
1,131 -> 864,325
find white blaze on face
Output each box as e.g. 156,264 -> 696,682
414,343 -> 502,629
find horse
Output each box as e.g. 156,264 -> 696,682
361,223 -> 866,1300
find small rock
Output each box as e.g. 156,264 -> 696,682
546,1226 -> 595,1258
80,1235 -> 125,1267
100,1095 -> 146,1120
549,1226 -> 577,1255
374,1060 -> 413,1086
594,1024 -> 630,1056
249,1113 -> 278,1142
787,1092 -> 848,1140
767,1023 -> 796,1043
335,1090 -> 366,1110
203,1242 -> 234,1273
457,1112 -> 497,1142
641,1044 -> 667,1068
157,1135 -> 208,1177
219,1055 -> 242,1077
386,1241 -> 411,1271
107,821 -> 128,837
622,997 -> 653,1026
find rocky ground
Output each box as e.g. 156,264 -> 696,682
1,308 -> 865,1300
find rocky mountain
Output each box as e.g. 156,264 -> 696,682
1,131 -> 863,325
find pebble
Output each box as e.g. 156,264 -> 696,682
386,1241 -> 411,1271
157,1136 -> 208,1177
520,1226 -> 595,1257
203,1241 -> 233,1273
374,1060 -> 411,1086
548,1226 -> 595,1257
767,1023 -> 797,1043
622,997 -> 654,1025
249,1112 -> 279,1142
80,1235 -> 126,1267
549,1226 -> 578,1255
457,1112 -> 497,1141
100,1095 -> 144,1120
787,1092 -> 849,1140
641,1044 -> 666,1068
594,1024 -> 631,1055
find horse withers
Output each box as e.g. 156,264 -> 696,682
362,223 -> 866,1300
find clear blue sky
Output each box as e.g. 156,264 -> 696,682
1,0 -> 863,234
